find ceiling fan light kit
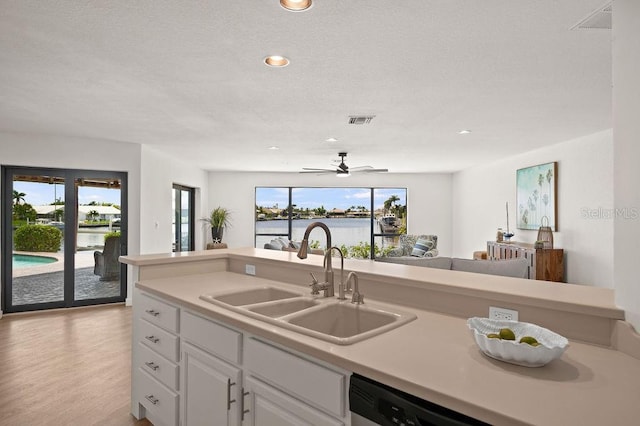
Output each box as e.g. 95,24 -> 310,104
280,0 -> 313,12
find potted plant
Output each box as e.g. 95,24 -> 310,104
203,207 -> 231,243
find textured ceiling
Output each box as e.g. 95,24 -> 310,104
0,0 -> 612,173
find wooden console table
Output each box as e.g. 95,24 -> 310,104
487,241 -> 564,282
206,242 -> 228,250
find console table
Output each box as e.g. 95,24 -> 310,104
486,241 -> 564,282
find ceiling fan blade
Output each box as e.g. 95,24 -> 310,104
299,168 -> 336,175
349,165 -> 373,171
353,168 -> 389,173
302,167 -> 335,172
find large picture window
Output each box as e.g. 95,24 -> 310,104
255,187 -> 407,259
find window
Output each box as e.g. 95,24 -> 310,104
255,187 -> 407,259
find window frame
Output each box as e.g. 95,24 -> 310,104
255,186 -> 407,259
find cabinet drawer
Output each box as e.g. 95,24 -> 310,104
138,293 -> 179,333
181,311 -> 241,364
139,319 -> 179,362
247,376 -> 344,426
138,342 -> 179,390
138,369 -> 178,426
245,338 -> 346,417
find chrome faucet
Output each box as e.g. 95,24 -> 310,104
346,272 -> 364,304
297,222 -> 346,299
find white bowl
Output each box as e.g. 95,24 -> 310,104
467,317 -> 569,367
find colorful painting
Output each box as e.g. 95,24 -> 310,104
516,162 -> 557,231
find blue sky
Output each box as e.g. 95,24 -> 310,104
13,181 -> 121,206
256,187 -> 406,211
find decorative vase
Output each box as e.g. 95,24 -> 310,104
211,227 -> 224,243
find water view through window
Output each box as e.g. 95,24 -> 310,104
255,187 -> 407,258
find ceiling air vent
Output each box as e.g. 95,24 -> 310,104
348,115 -> 375,125
570,1 -> 612,30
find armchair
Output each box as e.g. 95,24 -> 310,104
94,235 -> 121,281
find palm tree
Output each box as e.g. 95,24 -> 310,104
13,190 -> 26,205
87,210 -> 100,222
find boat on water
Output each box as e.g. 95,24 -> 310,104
378,214 -> 400,233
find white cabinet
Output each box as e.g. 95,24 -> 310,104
132,290 -> 351,426
245,376 -> 345,426
182,342 -> 242,426
244,337 -> 348,425
132,291 -> 181,426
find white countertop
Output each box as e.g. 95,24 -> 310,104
134,266 -> 640,426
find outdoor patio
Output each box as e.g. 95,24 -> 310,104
11,251 -> 121,306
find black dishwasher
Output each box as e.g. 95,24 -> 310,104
349,374 -> 490,426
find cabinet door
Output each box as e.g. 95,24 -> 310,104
245,376 -> 344,426
181,343 -> 242,426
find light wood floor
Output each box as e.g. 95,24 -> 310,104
0,304 -> 152,426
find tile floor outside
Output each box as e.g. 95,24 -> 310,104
11,250 -> 121,306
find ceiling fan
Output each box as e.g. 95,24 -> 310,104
301,152 -> 388,176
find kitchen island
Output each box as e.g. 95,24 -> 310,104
121,247 -> 640,426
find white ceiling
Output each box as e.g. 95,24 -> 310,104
0,0 -> 612,173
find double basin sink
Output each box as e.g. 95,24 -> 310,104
199,286 -> 417,345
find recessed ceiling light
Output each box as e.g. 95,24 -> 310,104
264,55 -> 290,67
280,0 -> 312,12
325,137 -> 338,143
268,146 -> 280,150
458,130 -> 472,134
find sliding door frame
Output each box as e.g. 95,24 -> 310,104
1,166 -> 128,313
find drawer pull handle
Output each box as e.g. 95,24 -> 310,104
145,309 -> 160,317
241,388 -> 250,421
227,378 -> 236,410
145,335 -> 160,344
145,361 -> 159,371
145,394 -> 159,405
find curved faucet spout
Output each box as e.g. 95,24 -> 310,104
297,222 -> 344,298
297,222 -> 331,260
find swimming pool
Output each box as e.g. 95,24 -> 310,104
12,254 -> 58,269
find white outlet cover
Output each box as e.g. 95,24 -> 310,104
489,306 -> 519,322
245,264 -> 256,275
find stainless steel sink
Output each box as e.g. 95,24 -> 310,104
201,286 -> 303,306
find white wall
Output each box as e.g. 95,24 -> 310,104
139,145 -> 209,254
452,129 -> 614,287
613,0 -> 640,330
207,172 -> 453,256
0,132 -> 142,309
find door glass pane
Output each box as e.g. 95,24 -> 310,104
172,185 -> 194,252
180,189 -> 192,251
74,177 -> 122,301
11,175 -> 65,306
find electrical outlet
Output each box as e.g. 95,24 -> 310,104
245,264 -> 256,275
489,306 -> 519,322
